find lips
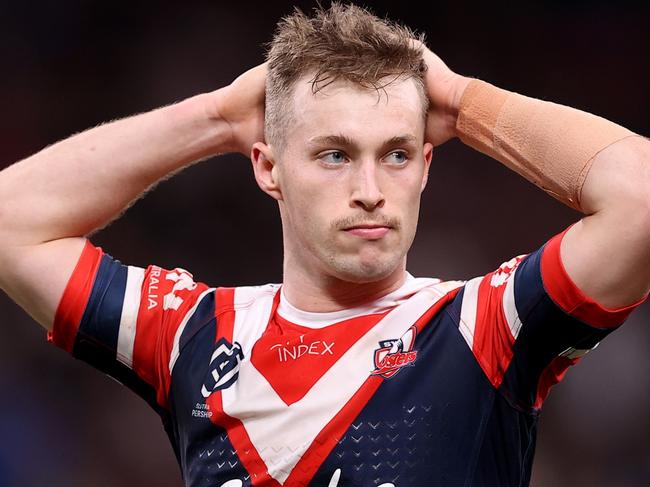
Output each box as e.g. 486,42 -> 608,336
343,224 -> 391,239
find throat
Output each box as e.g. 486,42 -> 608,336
281,267 -> 408,313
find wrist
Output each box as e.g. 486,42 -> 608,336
206,80 -> 266,156
448,75 -> 472,138
176,90 -> 235,155
454,79 -> 635,211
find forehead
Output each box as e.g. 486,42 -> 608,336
288,75 -> 425,146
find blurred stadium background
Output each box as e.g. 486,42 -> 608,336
0,1 -> 648,485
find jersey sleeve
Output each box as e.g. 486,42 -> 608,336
449,224 -> 648,412
48,240 -> 213,412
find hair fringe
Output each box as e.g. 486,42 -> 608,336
264,2 -> 429,152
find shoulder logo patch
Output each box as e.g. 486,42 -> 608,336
164,268 -> 198,310
371,325 -> 418,379
490,255 -> 526,288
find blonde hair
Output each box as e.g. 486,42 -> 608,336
265,2 -> 428,153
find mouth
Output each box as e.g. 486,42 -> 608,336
343,224 -> 392,240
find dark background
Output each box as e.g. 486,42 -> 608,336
1,1 -> 649,485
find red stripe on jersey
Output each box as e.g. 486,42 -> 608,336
533,355 -> 580,410
541,227 -> 647,328
253,309 -> 390,406
207,285 -> 462,485
208,288 -> 281,486
132,266 -> 208,408
284,285 -> 463,485
50,240 -> 103,353
414,285 -> 463,334
472,273 -> 516,389
211,396 -> 281,486
284,375 -> 384,486
215,287 -> 236,340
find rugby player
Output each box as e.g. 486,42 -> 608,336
1,3 -> 648,486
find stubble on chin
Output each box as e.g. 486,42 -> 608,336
318,237 -> 405,284
302,212 -> 411,284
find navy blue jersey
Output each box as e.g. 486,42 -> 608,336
49,225 -> 646,486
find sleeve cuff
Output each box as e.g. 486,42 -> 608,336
48,240 -> 104,352
541,225 -> 648,328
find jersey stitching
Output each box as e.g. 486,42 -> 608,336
214,288 -> 277,317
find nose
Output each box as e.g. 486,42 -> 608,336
350,161 -> 385,211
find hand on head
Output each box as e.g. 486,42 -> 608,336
211,62 -> 268,156
410,39 -> 471,147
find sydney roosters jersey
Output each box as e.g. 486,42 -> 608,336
49,225 -> 646,487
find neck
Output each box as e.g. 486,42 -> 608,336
281,257 -> 408,312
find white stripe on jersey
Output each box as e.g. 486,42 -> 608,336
116,266 -> 145,368
168,287 -> 216,375
559,342 -> 599,359
221,281 -> 461,485
233,285 -> 279,358
503,266 -> 523,339
277,274 -> 441,329
459,276 -> 482,350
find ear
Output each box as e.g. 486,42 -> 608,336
251,142 -> 282,200
420,142 -> 434,192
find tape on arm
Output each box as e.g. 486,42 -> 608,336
456,79 -> 637,211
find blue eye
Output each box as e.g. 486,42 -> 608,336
320,151 -> 347,165
385,151 -> 408,165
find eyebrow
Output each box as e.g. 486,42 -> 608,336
307,134 -> 418,150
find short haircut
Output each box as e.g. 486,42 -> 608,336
264,2 -> 429,154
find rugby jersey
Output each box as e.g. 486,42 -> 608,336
49,225 -> 647,486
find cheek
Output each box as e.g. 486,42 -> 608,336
388,174 -> 424,238
388,170 -> 424,206
282,181 -> 333,238
283,170 -> 344,218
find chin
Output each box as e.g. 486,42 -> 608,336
326,255 -> 402,284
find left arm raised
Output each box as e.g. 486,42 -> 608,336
419,44 -> 650,308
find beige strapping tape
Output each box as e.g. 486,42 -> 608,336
456,79 -> 635,211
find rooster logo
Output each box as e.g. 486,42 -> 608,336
371,326 -> 418,379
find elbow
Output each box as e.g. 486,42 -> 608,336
622,178 -> 650,243
604,136 -> 650,224
0,205 -> 10,249
616,175 -> 650,239
628,141 -> 650,229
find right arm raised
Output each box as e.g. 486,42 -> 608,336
0,63 -> 267,330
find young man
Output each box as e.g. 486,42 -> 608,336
0,3 -> 648,486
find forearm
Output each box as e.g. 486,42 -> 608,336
453,79 -> 640,213
0,90 -> 230,246
450,77 -> 650,307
